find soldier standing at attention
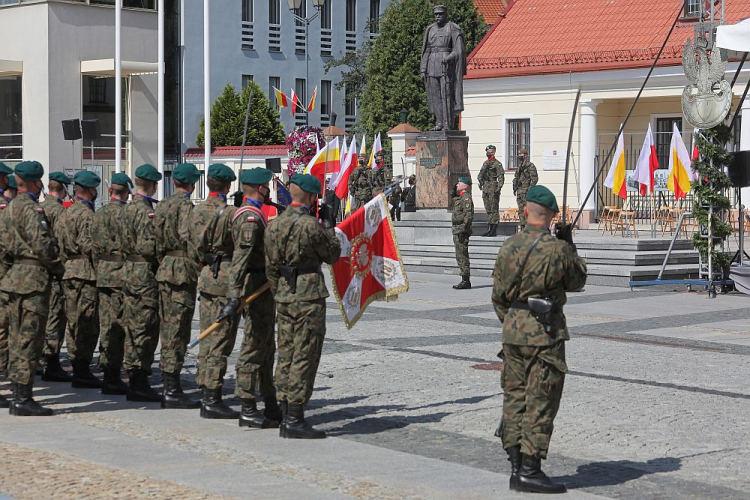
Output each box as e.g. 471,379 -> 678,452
388,175 -> 403,221
2,161 -> 65,416
58,171 -> 102,389
121,164 -> 163,402
478,145 -> 504,237
349,158 -> 372,211
492,186 -> 586,494
41,172 -> 72,383
91,173 -> 132,395
153,163 -> 202,409
451,176 -> 474,290
370,151 -> 388,197
0,164 -> 16,407
265,174 -> 341,439
217,167 -> 282,429
513,148 -> 538,229
191,163 -> 240,419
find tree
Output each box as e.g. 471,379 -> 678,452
196,81 -> 285,148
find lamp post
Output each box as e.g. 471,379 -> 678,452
288,0 -> 325,125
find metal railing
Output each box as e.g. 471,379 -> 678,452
241,21 -> 254,51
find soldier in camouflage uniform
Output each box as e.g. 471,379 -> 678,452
265,174 -> 341,439
451,176 -> 474,290
121,164 -> 163,402
478,145 -> 504,237
0,162 -> 15,408
2,161 -> 65,416
191,163 -> 241,419
512,148 -> 538,228
349,158 -> 372,210
217,167 -> 282,429
370,151 -> 389,197
41,172 -> 73,383
91,173 -> 132,395
153,163 -> 202,410
492,185 -> 586,494
388,176 -> 403,221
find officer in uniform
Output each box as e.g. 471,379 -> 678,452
121,164 -> 163,402
0,163 -> 16,407
217,167 -> 282,429
388,175 -> 403,221
451,176 -> 474,290
191,163 -> 241,419
91,173 -> 132,395
513,148 -> 538,228
492,186 -> 586,494
370,151 -> 389,197
478,145 -> 504,237
265,174 -> 341,439
349,158 -> 372,210
41,172 -> 72,382
2,161 -> 65,416
402,174 -> 417,212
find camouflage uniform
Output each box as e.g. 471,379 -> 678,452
58,199 -> 99,365
492,224 -> 587,459
478,158 -> 504,225
41,195 -> 66,360
370,165 -> 389,197
153,192 -> 199,376
0,194 -> 13,373
349,165 -> 372,210
121,194 -> 160,374
264,205 -> 341,405
514,161 -> 538,227
192,194 -> 240,390
451,190 -> 474,277
227,201 -> 275,403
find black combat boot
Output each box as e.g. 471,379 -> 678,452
71,359 -> 102,389
239,398 -> 279,428
101,367 -> 128,395
280,403 -> 326,439
452,276 -> 472,290
126,369 -> 161,403
513,454 -> 566,494
200,387 -> 239,419
9,382 -> 53,417
506,445 -> 522,490
0,390 -> 8,409
162,372 -> 200,409
482,224 -> 492,237
42,354 -> 72,382
264,398 -> 283,425
487,224 -> 498,237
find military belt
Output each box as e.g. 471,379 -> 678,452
127,255 -> 157,264
165,250 -> 186,258
16,259 -> 44,267
248,268 -> 266,274
100,254 -> 124,263
510,300 -> 563,314
66,254 -> 87,260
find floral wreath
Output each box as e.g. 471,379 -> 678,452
286,126 -> 324,177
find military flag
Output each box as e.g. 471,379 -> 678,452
633,124 -> 659,195
273,87 -> 288,108
307,86 -> 317,112
330,194 -> 409,329
332,135 -> 358,199
667,123 -> 695,201
304,137 -> 341,190
604,131 -> 627,199
368,133 -> 382,167
275,178 -> 291,206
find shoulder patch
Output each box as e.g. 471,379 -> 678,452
246,216 -> 256,222
0,204 -> 6,210
36,207 -> 44,214
148,212 -> 155,219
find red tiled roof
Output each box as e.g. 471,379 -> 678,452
387,123 -> 421,134
474,0 -> 507,23
467,0 -> 750,79
184,145 -> 288,158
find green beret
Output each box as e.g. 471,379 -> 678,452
172,163 -> 201,184
135,164 -> 162,182
526,185 -> 559,213
208,163 -> 236,183
374,150 -> 385,158
458,175 -> 472,185
49,172 -> 72,185
111,173 -> 133,188
0,162 -> 13,175
6,176 -> 16,190
15,161 -> 44,181
240,167 -> 273,185
290,173 -> 321,195
74,170 -> 101,188
485,145 -> 496,151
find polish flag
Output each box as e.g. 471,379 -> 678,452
633,124 -> 659,195
333,136 -> 358,199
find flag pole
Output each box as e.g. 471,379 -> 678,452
157,0 -> 165,198
115,0 -> 121,174
203,0 -> 211,177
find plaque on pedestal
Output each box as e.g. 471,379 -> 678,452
415,131 -> 469,209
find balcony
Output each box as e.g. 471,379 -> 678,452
241,21 -> 254,51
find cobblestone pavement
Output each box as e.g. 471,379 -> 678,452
0,272 -> 749,499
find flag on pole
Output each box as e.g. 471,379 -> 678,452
273,87 -> 288,108
633,124 -> 659,195
307,86 -> 317,112
275,178 -> 292,207
359,134 -> 367,163
333,136 -> 358,199
368,133 -> 382,167
330,194 -> 409,329
604,131 -> 627,200
691,129 -> 700,161
667,123 -> 695,201
290,88 -> 301,113
344,195 -> 352,215
304,137 -> 341,188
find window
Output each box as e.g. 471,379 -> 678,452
321,80 -> 332,116
269,76 -> 281,109
268,0 -> 280,24
320,0 -> 332,29
294,0 -> 307,27
369,0 -> 380,33
656,117 -> 682,170
345,84 -> 356,116
242,0 -> 253,22
506,119 -> 530,170
346,0 -> 356,31
242,75 -> 254,88
0,76 -> 22,160
88,77 -> 107,104
295,78 -> 307,110
684,0 -> 700,18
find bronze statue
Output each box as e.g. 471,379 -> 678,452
420,5 -> 466,131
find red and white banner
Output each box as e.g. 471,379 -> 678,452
330,194 -> 409,329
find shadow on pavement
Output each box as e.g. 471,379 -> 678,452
557,457 -> 682,489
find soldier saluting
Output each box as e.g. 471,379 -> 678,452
478,145 -> 504,237
492,186 -> 586,494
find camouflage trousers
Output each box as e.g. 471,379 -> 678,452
97,287 -> 125,371
235,288 -> 276,402
354,195 -> 371,211
517,193 -> 528,227
7,291 -> 50,385
275,298 -> 326,405
63,279 -> 99,363
0,291 -> 9,373
196,292 -> 240,390
482,187 -> 500,225
158,282 -> 197,375
453,234 -> 471,277
122,282 -> 159,374
500,341 -> 567,459
43,279 -> 66,358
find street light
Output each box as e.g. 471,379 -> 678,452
288,0 -> 325,125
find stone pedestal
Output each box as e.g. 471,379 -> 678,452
415,131 -> 469,209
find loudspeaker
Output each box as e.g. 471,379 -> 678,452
729,151 -> 750,188
265,157 -> 282,173
61,119 -> 82,141
81,119 -> 101,142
